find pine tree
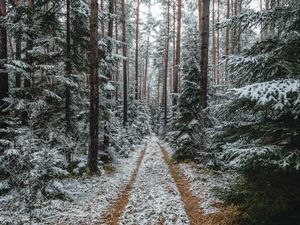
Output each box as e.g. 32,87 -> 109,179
0,0 -> 8,116
87,0 -> 99,174
213,1 -> 300,224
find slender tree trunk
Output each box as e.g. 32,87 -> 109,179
140,60 -> 144,100
22,0 -> 34,124
225,0 -> 230,85
171,2 -> 175,101
65,0 -> 72,162
103,0 -> 114,152
199,0 -> 210,110
100,0 -> 104,38
216,0 -> 220,84
134,0 -> 140,100
231,0 -> 237,54
87,0 -> 99,174
237,0 -> 242,53
126,40 -> 130,90
15,36 -> 21,87
25,0 -> 33,88
121,0 -> 128,126
211,0 -> 216,85
0,0 -> 8,115
163,1 -> 170,127
198,0 -> 203,33
144,35 -> 149,102
173,0 -> 181,108
114,0 -> 119,103
15,0 -> 21,88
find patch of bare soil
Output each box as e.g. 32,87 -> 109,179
99,144 -> 147,225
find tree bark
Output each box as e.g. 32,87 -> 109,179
211,0 -> 216,84
216,0 -> 220,85
65,0 -> 72,162
103,0 -> 114,152
134,0 -> 140,100
144,35 -> 150,102
198,0 -> 203,33
163,1 -> 170,126
231,0 -> 238,54
121,0 -> 128,126
225,0 -> 230,85
87,0 -> 99,174
173,0 -> 181,108
114,0 -> 119,103
0,0 -> 8,115
21,0 -> 34,124
199,0 -> 210,110
15,0 -> 21,87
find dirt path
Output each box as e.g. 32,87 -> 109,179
100,135 -> 210,225
159,144 -> 208,225
100,144 -> 147,225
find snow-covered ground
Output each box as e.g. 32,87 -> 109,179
41,146 -> 144,225
1,136 -> 234,224
0,144 -> 144,225
118,136 -> 189,225
161,142 -> 236,215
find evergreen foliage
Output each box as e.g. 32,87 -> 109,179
212,1 -> 300,224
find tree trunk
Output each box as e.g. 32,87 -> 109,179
171,2 -> 175,102
225,0 -> 230,85
199,0 -> 210,110
15,0 -> 21,88
114,0 -> 119,103
237,0 -> 242,53
211,0 -> 216,85
198,0 -> 203,33
22,0 -> 34,124
231,0 -> 238,54
65,0 -> 72,162
100,0 -> 104,38
144,35 -> 150,103
15,23 -> 22,87
163,1 -> 170,127
103,0 -> 114,152
140,60 -> 144,100
173,0 -> 181,108
121,0 -> 128,126
87,0 -> 99,174
216,0 -> 220,85
0,0 -> 8,115
134,0 -> 140,100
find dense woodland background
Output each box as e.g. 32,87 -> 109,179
0,0 -> 299,224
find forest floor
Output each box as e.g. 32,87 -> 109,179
98,135 -> 237,225
15,135 -> 237,225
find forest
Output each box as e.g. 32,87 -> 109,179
0,0 -> 299,224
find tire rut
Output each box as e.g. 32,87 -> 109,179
99,144 -> 147,225
159,144 -> 206,225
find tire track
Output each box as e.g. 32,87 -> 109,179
99,144 -> 147,225
159,144 -> 206,225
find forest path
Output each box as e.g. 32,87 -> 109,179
100,135 -> 205,225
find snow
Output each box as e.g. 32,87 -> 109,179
118,136 -> 189,225
0,145 -> 144,225
41,148 -> 143,225
232,79 -> 300,112
104,82 -> 115,91
178,164 -> 235,215
161,142 -> 237,215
